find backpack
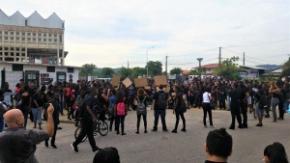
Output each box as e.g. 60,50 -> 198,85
116,102 -> 126,116
137,97 -> 146,114
156,92 -> 167,110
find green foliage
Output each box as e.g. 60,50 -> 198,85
145,61 -> 162,76
118,67 -> 132,78
131,67 -> 146,78
282,58 -> 290,77
189,69 -> 199,75
214,57 -> 240,80
80,64 -> 96,79
101,67 -> 114,78
170,67 -> 182,75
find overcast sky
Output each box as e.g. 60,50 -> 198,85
1,0 -> 290,70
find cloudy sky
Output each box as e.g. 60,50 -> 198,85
1,0 -> 290,70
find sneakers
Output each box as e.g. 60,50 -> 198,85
181,128 -> 186,132
136,131 -> 139,134
71,142 -> 78,152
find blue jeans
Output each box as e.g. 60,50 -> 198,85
0,115 -> 4,132
32,107 -> 42,124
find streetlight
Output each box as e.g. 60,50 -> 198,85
146,47 -> 154,77
197,58 -> 203,78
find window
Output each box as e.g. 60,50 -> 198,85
16,48 -> 19,51
59,35 -> 62,42
22,53 -> 25,56
10,47 -> 14,50
4,52 -> 8,56
16,53 -> 20,56
33,33 -> 36,36
5,37 -> 8,40
12,64 -> 23,71
47,66 -> 55,72
22,32 -> 25,36
16,32 -> 19,35
10,37 -> 14,41
27,33 -> 31,36
67,67 -> 74,73
43,33 -> 47,37
4,47 -> 8,50
22,48 -> 25,51
10,31 -> 14,35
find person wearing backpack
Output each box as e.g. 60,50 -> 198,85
152,86 -> 168,132
172,86 -> 186,133
135,88 -> 148,134
115,95 -> 127,135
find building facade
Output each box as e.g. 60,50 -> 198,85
0,10 -> 66,65
0,10 -> 80,88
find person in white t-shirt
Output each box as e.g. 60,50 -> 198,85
202,88 -> 213,127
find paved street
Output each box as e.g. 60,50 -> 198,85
35,109 -> 290,163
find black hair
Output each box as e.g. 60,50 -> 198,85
206,128 -> 232,158
93,147 -> 120,163
264,142 -> 288,163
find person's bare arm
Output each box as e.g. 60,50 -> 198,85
46,103 -> 54,137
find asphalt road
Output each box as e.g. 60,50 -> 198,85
35,109 -> 290,163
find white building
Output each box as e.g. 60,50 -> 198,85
0,10 -> 80,88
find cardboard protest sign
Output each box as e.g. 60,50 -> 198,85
134,78 -> 148,88
111,75 -> 121,87
122,77 -> 133,88
154,75 -> 168,86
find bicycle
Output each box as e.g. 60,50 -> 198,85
74,117 -> 109,142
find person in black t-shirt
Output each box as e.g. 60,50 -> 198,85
152,86 -> 168,132
72,88 -> 100,153
204,128 -> 232,163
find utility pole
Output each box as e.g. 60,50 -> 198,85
146,49 -> 149,77
197,58 -> 203,78
219,47 -> 222,66
127,60 -> 129,69
165,55 -> 168,76
243,52 -> 245,66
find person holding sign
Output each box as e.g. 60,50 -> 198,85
152,86 -> 168,132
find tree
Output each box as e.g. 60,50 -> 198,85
282,57 -> 290,77
80,64 -> 96,80
189,69 -> 199,75
145,61 -> 162,77
117,67 -> 132,78
101,67 -> 114,78
131,67 -> 146,78
214,56 -> 240,80
170,67 -> 182,75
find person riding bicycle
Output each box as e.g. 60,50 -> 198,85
72,88 -> 100,153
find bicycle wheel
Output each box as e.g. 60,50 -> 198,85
74,127 -> 87,142
98,120 -> 109,136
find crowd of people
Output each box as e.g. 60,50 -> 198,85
0,76 -> 289,163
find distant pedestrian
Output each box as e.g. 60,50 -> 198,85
115,95 -> 127,135
269,82 -> 280,122
172,86 -> 186,133
135,88 -> 148,134
152,86 -> 168,132
202,87 -> 213,127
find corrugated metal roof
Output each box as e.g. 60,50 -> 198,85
0,9 -> 64,29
